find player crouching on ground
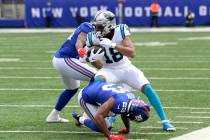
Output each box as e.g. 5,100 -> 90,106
72,80 -> 150,140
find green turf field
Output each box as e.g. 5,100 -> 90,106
0,31 -> 210,140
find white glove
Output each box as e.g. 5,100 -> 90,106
79,55 -> 88,63
88,48 -> 104,62
99,38 -> 116,49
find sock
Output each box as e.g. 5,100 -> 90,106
55,88 -> 78,111
50,109 -> 59,116
84,119 -> 101,132
79,116 -> 88,124
143,84 -> 167,121
94,77 -> 105,82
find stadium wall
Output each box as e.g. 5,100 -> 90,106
1,0 -> 210,27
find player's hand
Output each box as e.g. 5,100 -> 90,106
118,128 -> 130,134
79,55 -> 87,63
108,134 -> 127,140
88,48 -> 104,62
77,47 -> 87,58
100,38 -> 116,49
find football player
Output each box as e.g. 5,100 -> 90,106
72,80 -> 150,140
46,22 -> 103,123
86,10 -> 176,131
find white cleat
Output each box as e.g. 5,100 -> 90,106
46,114 -> 69,123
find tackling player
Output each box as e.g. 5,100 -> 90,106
46,22 -> 102,123
72,80 -> 150,140
86,10 -> 176,131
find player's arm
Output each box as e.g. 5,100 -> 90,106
115,36 -> 136,58
76,32 -> 87,49
94,97 -> 115,137
76,32 -> 88,58
121,114 -> 130,131
118,114 -> 130,134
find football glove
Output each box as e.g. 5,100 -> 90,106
118,128 -> 130,134
88,48 -> 104,62
99,38 -> 116,49
77,47 -> 87,58
108,134 -> 127,140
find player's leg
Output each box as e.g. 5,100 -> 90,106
123,65 -> 176,131
94,68 -> 121,125
46,76 -> 80,123
46,57 -> 96,123
94,68 -> 120,83
73,92 -> 112,132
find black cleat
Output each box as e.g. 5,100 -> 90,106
72,112 -> 82,127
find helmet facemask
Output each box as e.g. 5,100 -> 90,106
127,99 -> 150,123
92,10 -> 116,38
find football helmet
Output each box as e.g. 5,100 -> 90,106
127,99 -> 150,122
92,10 -> 116,38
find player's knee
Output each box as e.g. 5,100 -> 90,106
141,84 -> 149,93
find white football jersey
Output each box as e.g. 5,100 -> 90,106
86,24 -> 131,69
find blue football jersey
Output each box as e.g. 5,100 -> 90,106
55,22 -> 93,58
82,82 -> 136,114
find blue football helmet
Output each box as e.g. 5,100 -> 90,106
127,99 -> 150,122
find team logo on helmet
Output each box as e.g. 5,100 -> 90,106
92,10 -> 116,38
127,99 -> 150,122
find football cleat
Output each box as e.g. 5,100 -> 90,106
72,112 -> 82,127
46,114 -> 69,123
163,122 -> 176,131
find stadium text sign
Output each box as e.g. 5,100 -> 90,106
25,0 -> 210,27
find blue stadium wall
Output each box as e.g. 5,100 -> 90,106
1,0 -> 210,27
25,0 -> 210,27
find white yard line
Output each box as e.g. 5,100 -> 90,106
0,104 -> 209,111
1,67 -> 210,71
134,61 -> 210,63
176,116 -> 210,119
0,76 -> 209,80
0,104 -> 78,108
149,77 -> 210,80
165,107 -> 210,110
0,88 -> 62,91
0,67 -> 53,70
136,55 -> 210,58
157,121 -> 203,124
133,42 -> 177,46
142,68 -> 210,71
0,130 -> 170,135
0,88 -> 210,92
190,112 -> 210,114
170,126 -> 210,140
171,121 -> 203,124
0,58 -> 20,62
156,90 -> 210,92
140,126 -> 188,130
0,76 -> 60,79
178,36 -> 210,41
2,60 -> 208,63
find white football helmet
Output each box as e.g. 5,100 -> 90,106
92,10 -> 116,38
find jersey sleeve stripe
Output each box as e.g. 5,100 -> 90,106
88,32 -> 93,46
120,24 -> 125,40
